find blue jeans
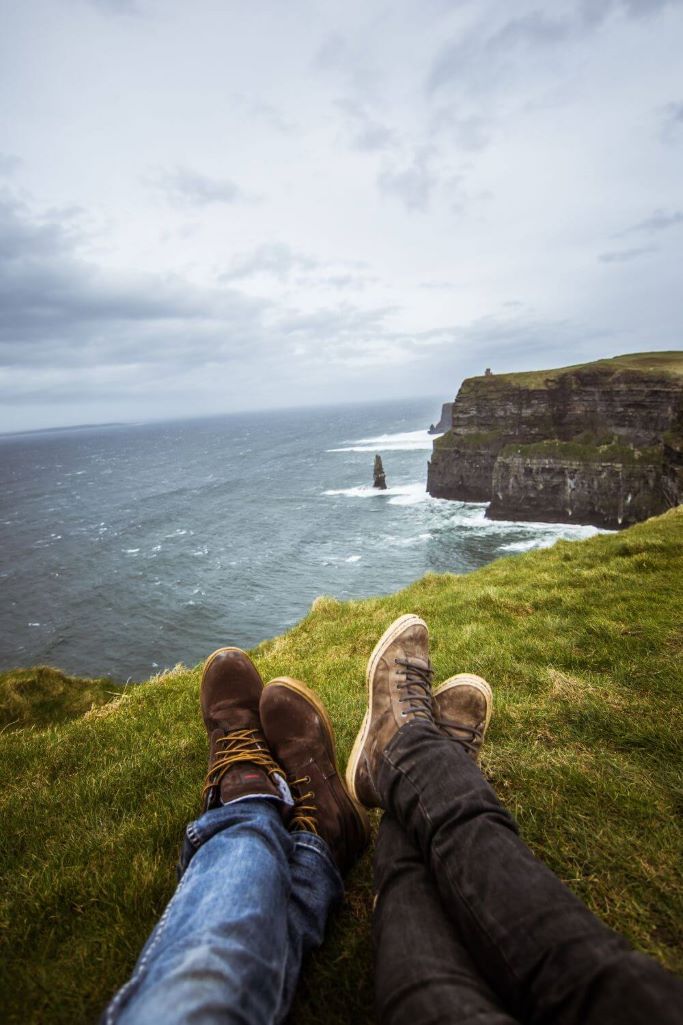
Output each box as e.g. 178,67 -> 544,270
103,798 -> 343,1025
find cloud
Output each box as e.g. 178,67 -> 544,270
220,244 -> 319,281
429,0 -> 676,92
232,94 -> 296,134
431,111 -> 491,152
0,193 -> 269,371
0,193 -> 411,413
581,0 -> 678,20
377,149 -> 437,212
492,12 -> 572,48
660,101 -> 683,142
153,166 -> 252,207
336,98 -> 396,152
598,246 -> 658,263
312,32 -> 349,72
619,209 -> 683,236
0,153 -> 22,177
219,244 -> 376,291
428,13 -> 572,93
87,0 -> 142,14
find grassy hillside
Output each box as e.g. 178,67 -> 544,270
466,349 -> 683,388
0,666 -> 124,731
1,508 -> 682,1023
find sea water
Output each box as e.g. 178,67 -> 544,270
0,398 -> 601,681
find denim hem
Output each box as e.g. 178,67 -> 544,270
290,830 -> 344,889
178,798 -> 286,880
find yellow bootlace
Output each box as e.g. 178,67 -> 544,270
289,774 -> 319,834
202,728 -> 282,804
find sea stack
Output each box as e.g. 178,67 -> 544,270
373,454 -> 387,490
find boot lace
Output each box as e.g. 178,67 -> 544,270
434,716 -> 483,755
202,728 -> 282,807
395,658 -> 434,720
288,773 -> 318,834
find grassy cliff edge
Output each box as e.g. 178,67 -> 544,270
1,508 -> 682,1023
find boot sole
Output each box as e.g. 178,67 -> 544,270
266,676 -> 370,845
345,613 -> 427,803
433,673 -> 494,734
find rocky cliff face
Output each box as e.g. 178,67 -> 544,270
428,402 -> 453,435
427,354 -> 683,528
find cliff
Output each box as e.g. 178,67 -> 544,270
428,401 -> 453,434
427,352 -> 683,528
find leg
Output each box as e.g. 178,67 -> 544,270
277,832 -> 345,1023
104,799 -> 298,1025
374,813 -> 518,1025
347,615 -> 683,1025
103,647 -> 346,1025
259,676 -> 370,1018
379,721 -> 683,1025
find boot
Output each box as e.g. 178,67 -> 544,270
433,672 -> 492,762
260,677 -> 370,875
200,646 -> 284,810
345,614 -> 433,809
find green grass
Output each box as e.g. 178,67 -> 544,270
433,428 -> 503,450
499,439 -> 663,465
1,509 -> 682,1023
0,666 -> 124,731
463,350 -> 683,390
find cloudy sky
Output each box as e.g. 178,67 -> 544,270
1,0 -> 682,431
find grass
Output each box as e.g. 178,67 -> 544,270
0,666 -> 124,731
1,508 -> 682,1023
499,439 -> 663,465
433,428 -> 503,450
462,350 -> 683,389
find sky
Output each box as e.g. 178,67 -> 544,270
1,0 -> 682,431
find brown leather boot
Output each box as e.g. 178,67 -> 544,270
433,673 -> 493,762
201,646 -> 285,810
345,614 -> 433,809
259,677 -> 370,875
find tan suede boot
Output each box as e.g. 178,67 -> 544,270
345,614 -> 433,809
433,673 -> 493,762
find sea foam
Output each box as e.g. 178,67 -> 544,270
328,429 -> 434,453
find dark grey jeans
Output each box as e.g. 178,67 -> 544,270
373,720 -> 683,1025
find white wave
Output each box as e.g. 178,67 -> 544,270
323,482 -> 430,505
498,538 -> 541,552
28,622 -> 41,627
124,548 -> 140,554
328,429 -> 434,453
323,485 -> 376,498
345,554 -> 362,563
388,482 -> 431,506
496,524 -> 602,552
387,533 -> 432,547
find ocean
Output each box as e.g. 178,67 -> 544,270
0,398 -> 601,681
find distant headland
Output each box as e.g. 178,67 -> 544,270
0,422 -> 127,439
427,351 -> 683,529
